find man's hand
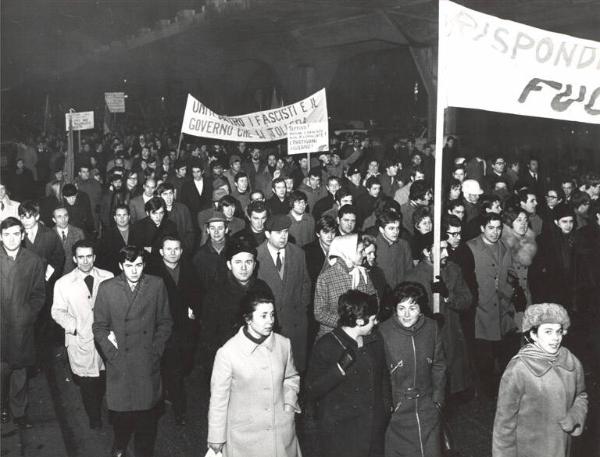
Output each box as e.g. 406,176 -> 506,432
431,276 -> 449,298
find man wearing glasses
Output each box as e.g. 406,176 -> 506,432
484,155 -> 508,193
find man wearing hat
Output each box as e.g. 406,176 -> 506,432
200,239 -> 272,372
256,214 -> 311,371
224,155 -> 242,191
192,210 -> 230,291
461,179 -> 485,224
344,166 -> 367,203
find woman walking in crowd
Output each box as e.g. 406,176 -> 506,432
492,303 -> 587,457
379,282 -> 446,457
207,291 -> 302,457
314,233 -> 378,338
306,290 -> 389,457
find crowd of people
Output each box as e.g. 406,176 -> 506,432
0,129 -> 599,457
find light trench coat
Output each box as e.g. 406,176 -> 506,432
52,266 -> 113,376
208,328 -> 302,457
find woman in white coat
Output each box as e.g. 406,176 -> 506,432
207,290 -> 302,457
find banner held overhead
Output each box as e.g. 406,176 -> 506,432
439,0 -> 600,124
105,92 -> 126,113
181,88 -> 329,142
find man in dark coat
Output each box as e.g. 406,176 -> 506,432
200,239 -> 272,370
312,176 -> 341,221
179,160 -> 213,226
265,177 -> 290,216
256,215 -> 311,371
130,197 -> 178,271
192,211 -> 229,291
231,200 -> 268,249
156,182 -> 196,252
0,217 -> 45,428
93,246 -> 172,457
149,236 -> 201,426
96,204 -> 131,276
62,183 -> 95,237
375,210 -> 413,290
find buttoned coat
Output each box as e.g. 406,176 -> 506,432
467,236 -> 516,341
208,328 -> 301,457
256,241 -> 311,370
24,223 -> 65,281
128,194 -> 147,224
92,274 -> 172,411
375,233 -> 413,290
306,328 -> 390,457
53,224 -> 85,274
51,266 -> 114,376
0,247 -> 45,367
96,225 -> 129,275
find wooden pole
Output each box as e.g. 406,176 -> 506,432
176,132 -> 184,159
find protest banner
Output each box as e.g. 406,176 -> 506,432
181,88 -> 329,142
105,92 -> 126,113
438,0 -> 600,125
65,111 -> 94,131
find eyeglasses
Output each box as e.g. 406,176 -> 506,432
546,195 -> 558,199
446,231 -> 461,237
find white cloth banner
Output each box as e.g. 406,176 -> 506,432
287,122 -> 329,155
65,111 -> 94,131
439,0 -> 600,124
181,89 -> 329,142
105,92 -> 126,113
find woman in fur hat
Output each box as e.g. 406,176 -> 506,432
492,303 -> 588,457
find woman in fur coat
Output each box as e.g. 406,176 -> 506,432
501,206 -> 537,328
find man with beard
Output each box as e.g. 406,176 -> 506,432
200,239 -> 272,372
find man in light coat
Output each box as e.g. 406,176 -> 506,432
256,214 -> 311,371
52,239 -> 113,429
93,246 -> 172,457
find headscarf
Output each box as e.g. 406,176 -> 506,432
327,234 -> 368,289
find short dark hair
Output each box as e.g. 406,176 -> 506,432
333,188 -> 353,204
72,239 -> 95,257
240,290 -> 276,324
480,195 -> 501,213
326,176 -> 341,187
338,204 -> 357,219
377,209 -> 401,229
338,290 -> 379,327
62,184 -> 78,197
271,177 -> 286,190
517,188 -> 536,204
118,245 -> 145,264
218,195 -> 238,210
18,200 -> 40,218
145,196 -> 166,213
446,199 -> 465,213
315,214 -> 337,234
189,159 -> 204,171
392,281 -> 430,316
365,177 -> 381,190
52,205 -> 70,217
570,190 -> 591,207
0,217 -> 23,233
234,171 -> 248,182
480,212 -> 502,227
442,215 -> 462,231
247,200 -> 268,218
112,203 -> 130,216
156,182 -> 175,195
289,190 -> 307,204
308,168 -> 322,179
160,235 -> 182,249
409,180 -> 431,202
412,206 -> 432,228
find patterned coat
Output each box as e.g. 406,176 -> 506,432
92,274 -> 172,411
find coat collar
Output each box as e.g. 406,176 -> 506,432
517,346 -> 576,377
235,327 -> 275,355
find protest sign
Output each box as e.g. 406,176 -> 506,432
65,111 -> 94,131
181,88 -> 329,141
287,122 -> 329,155
439,0 -> 600,124
105,92 -> 126,113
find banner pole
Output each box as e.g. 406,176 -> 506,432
176,132 -> 184,159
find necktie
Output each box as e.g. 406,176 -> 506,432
62,230 -> 67,242
276,251 -> 283,277
84,275 -> 94,295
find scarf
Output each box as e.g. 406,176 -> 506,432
519,343 -> 558,363
327,234 -> 368,289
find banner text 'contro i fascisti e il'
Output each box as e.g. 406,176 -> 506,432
439,1 -> 600,124
181,89 -> 329,146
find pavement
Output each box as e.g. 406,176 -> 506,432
2,342 -> 599,457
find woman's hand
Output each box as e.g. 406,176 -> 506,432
207,442 -> 225,454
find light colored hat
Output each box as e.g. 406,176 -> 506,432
522,303 -> 570,333
461,179 -> 484,195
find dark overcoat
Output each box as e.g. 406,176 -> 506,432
0,247 -> 46,367
306,328 -> 390,457
256,241 -> 311,370
96,225 -> 128,276
23,223 -> 65,281
92,274 -> 172,411
379,315 -> 446,457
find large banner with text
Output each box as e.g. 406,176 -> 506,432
439,0 -> 600,124
181,89 -> 329,150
